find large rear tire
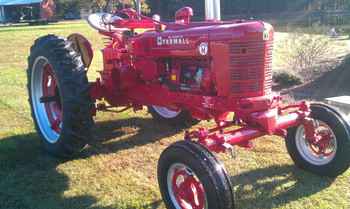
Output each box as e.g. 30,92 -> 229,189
286,103 -> 350,177
148,106 -> 199,128
158,141 -> 235,209
27,35 -> 94,157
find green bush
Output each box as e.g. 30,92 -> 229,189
275,31 -> 333,74
273,71 -> 302,88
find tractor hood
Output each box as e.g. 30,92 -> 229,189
131,20 -> 274,57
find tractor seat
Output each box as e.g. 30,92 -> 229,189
87,13 -> 128,33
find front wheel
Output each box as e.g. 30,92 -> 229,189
158,141 -> 235,209
286,103 -> 350,177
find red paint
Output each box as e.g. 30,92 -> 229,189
303,119 -> 336,156
172,169 -> 206,209
175,7 -> 194,25
88,8 -> 312,153
42,64 -> 61,133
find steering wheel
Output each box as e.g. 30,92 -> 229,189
115,8 -> 139,20
87,9 -> 165,48
111,8 -> 165,30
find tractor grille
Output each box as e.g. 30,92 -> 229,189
229,41 -> 273,96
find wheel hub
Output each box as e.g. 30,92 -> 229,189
296,120 -> 337,165
308,125 -> 335,156
168,164 -> 207,209
42,64 -> 62,133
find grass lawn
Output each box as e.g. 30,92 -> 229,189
0,20 -> 349,209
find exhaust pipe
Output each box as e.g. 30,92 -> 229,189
205,0 -> 221,21
136,0 -> 141,15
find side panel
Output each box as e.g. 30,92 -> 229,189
210,42 -> 231,96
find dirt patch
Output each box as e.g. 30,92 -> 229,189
282,55 -> 350,100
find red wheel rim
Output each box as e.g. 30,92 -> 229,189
296,121 -> 337,165
168,164 -> 207,209
309,124 -> 336,157
42,64 -> 62,134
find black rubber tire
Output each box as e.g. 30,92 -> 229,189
27,35 -> 94,157
148,106 -> 199,128
286,103 -> 350,177
158,141 -> 235,209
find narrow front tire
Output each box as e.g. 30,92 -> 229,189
286,103 -> 350,177
158,141 -> 235,209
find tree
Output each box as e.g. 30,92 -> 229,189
99,0 -> 150,13
54,0 -> 150,18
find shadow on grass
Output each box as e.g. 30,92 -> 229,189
0,117 -> 176,209
232,165 -> 334,209
0,116 -> 336,209
81,117 -> 182,158
0,133 -> 119,209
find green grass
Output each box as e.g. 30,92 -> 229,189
0,21 -> 349,209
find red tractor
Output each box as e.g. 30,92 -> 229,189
27,1 -> 350,208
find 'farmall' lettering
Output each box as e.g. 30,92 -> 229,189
157,36 -> 190,46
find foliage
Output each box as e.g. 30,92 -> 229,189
146,0 -> 350,20
273,70 -> 302,88
55,0 -> 150,18
52,0 -> 350,22
275,31 -> 333,81
55,0 -> 83,18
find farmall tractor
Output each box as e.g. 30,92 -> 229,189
27,0 -> 350,208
